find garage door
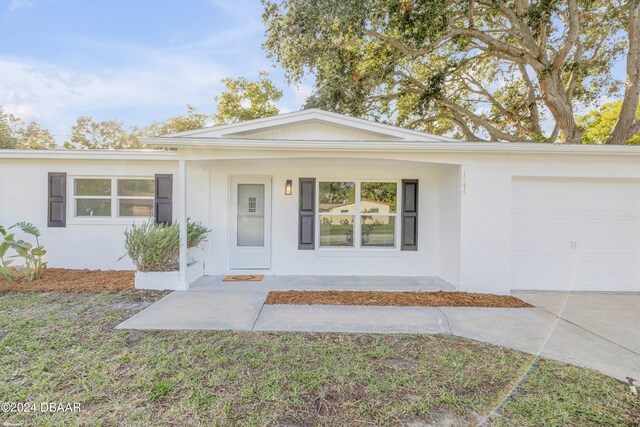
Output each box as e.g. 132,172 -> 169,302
511,178 -> 640,291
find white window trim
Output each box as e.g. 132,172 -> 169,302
67,175 -> 155,225
315,179 -> 401,251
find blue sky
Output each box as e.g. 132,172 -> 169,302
0,0 -> 313,143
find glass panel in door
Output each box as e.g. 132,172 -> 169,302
237,184 -> 265,246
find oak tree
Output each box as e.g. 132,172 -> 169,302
263,0 -> 640,144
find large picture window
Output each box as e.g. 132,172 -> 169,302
318,180 -> 398,249
73,177 -> 154,219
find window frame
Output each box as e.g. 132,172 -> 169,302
316,179 -> 401,251
68,176 -> 155,224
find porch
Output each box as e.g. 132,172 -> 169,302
174,156 -> 463,290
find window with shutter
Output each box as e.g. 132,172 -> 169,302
401,179 -> 418,251
155,174 -> 173,224
48,172 -> 66,227
298,178 -> 316,249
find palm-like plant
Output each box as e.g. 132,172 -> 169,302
0,225 -> 14,281
0,222 -> 47,282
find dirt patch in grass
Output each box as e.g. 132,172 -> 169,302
0,268 -> 135,293
265,290 -> 532,308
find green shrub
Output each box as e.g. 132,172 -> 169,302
123,219 -> 210,272
0,222 -> 47,282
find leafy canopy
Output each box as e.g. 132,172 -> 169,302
0,106 -> 56,149
263,0 -> 640,144
578,101 -> 640,145
213,71 -> 283,125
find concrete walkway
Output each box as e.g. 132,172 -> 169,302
116,281 -> 640,381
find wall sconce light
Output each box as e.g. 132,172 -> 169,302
285,180 -> 293,195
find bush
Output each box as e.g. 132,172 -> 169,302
0,222 -> 47,282
124,220 -> 210,272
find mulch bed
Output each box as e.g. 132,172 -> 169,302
0,268 -> 135,293
265,290 -> 533,308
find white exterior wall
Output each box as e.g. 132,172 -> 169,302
183,148 -> 640,294
435,164 -> 462,286
2,147 -> 640,294
0,158 -> 177,270
206,158 -> 441,277
457,154 -> 640,294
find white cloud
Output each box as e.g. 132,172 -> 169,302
8,0 -> 33,11
0,51 -> 231,141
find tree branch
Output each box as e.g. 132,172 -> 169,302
439,98 -> 521,141
552,0 -> 580,69
607,4 -> 640,144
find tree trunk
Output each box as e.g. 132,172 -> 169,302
607,6 -> 640,145
539,72 -> 583,144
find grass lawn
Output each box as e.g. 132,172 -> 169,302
0,291 -> 638,426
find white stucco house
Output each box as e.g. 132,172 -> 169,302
1,109 -> 640,295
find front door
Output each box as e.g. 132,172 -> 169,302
230,177 -> 272,269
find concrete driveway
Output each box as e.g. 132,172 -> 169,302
116,287 -> 640,381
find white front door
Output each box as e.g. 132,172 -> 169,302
229,177 -> 272,269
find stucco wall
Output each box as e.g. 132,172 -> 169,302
206,158 -> 440,277
2,149 -> 640,294
435,164 -> 461,287
456,154 -> 640,294
0,158 -> 177,270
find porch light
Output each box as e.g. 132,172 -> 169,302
285,180 -> 293,195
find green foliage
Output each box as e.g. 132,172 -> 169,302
0,222 -> 47,282
361,182 -> 397,211
0,225 -> 13,280
64,117 -> 142,149
186,221 -> 210,248
123,220 -> 210,272
578,101 -> 640,145
147,379 -> 172,401
263,0 -> 636,143
142,105 -> 210,136
0,106 -> 56,149
212,71 -> 283,125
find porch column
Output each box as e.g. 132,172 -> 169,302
178,159 -> 188,290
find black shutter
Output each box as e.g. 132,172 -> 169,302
298,178 -> 316,249
155,174 -> 173,224
48,172 -> 66,227
401,179 -> 418,251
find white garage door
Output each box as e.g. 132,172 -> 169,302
511,178 -> 640,291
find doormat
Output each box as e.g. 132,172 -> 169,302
223,275 -> 264,282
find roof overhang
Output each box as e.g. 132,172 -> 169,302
156,109 -> 461,142
141,138 -> 640,156
0,149 -> 178,160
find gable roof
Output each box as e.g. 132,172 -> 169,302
146,108 -> 461,145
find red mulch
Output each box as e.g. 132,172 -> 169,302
0,268 -> 135,293
265,290 -> 532,308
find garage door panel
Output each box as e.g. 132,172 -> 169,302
511,179 -> 640,291
512,181 -> 566,215
575,255 -> 606,289
565,183 -> 610,216
511,217 -> 567,252
574,219 -> 608,252
607,219 -> 637,252
607,184 -> 640,216
511,255 -> 573,289
605,257 -> 636,289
